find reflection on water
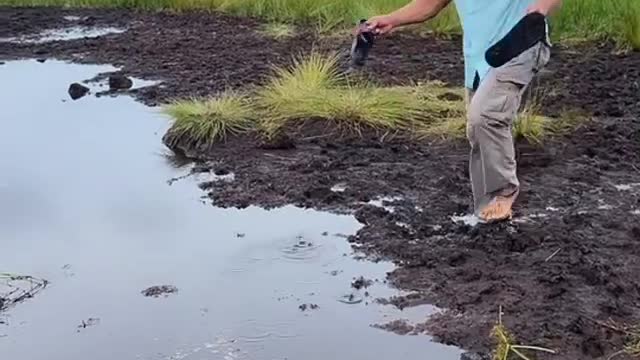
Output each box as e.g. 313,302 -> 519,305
0,26 -> 126,44
0,60 -> 461,360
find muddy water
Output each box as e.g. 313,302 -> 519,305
0,60 -> 461,360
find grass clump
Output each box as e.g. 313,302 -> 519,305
162,52 -> 576,147
257,51 -> 343,110
256,52 -> 463,136
162,90 -> 255,146
491,307 -> 556,360
302,85 -> 426,132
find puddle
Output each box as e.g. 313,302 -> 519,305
0,60 -> 461,360
450,213 -> 484,226
331,183 -> 347,192
0,26 -> 126,44
614,183 -> 640,191
366,196 -> 403,213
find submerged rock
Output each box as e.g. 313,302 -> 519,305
298,303 -> 319,311
68,82 -> 89,100
141,285 -> 178,297
108,73 -> 133,90
351,276 -> 373,290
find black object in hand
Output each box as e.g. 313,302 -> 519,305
351,19 -> 376,66
485,12 -> 548,68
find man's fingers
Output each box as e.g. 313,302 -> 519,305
365,21 -> 379,31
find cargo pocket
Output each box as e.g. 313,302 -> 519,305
495,43 -> 539,87
483,79 -> 522,129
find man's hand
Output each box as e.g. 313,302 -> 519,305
526,0 -> 562,16
353,0 -> 451,36
363,15 -> 397,35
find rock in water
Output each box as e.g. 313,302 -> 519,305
68,83 -> 89,100
108,74 -> 133,90
141,285 -> 178,297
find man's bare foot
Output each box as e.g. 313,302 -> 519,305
479,187 -> 520,223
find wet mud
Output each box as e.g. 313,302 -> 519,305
2,6 -> 640,360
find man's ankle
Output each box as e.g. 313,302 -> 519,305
495,185 -> 519,197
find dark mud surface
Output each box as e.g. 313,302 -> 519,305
2,6 -> 640,360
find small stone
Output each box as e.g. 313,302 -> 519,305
36,58 -> 46,63
108,74 -> 133,90
68,83 -> 90,100
299,303 -> 319,311
141,285 -> 178,298
351,276 -> 373,290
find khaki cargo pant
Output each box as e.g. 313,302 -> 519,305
465,41 -> 550,214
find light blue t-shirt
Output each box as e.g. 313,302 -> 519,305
453,0 -> 538,89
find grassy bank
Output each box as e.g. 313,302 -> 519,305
1,0 -> 639,47
162,52 -> 577,149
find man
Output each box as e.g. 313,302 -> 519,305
363,0 -> 561,222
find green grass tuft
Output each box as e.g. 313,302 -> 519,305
256,52 -> 464,136
291,85 -> 426,132
162,52 -> 581,147
162,90 -> 255,146
256,50 -> 343,131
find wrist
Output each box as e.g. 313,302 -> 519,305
386,14 -> 403,28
